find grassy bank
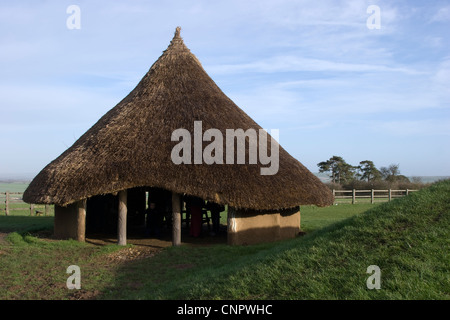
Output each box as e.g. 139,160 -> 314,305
101,180 -> 449,299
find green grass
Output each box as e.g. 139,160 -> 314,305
100,181 -> 450,300
0,182 -> 55,216
300,203 -> 378,232
0,233 -> 122,299
0,216 -> 54,233
0,182 -> 29,193
0,180 -> 448,300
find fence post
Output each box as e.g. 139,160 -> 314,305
406,189 -> 409,196
5,191 -> 9,216
388,189 -> 392,202
371,189 -> 375,204
45,204 -> 49,216
30,203 -> 34,216
352,189 -> 356,204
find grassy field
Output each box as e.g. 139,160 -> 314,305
0,182 -> 52,216
301,203 -> 377,232
0,182 -> 29,193
0,181 -> 448,300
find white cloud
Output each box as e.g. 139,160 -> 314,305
240,0 -> 398,29
0,83 -> 120,129
425,36 -> 444,48
207,55 -> 423,75
374,119 -> 450,137
433,58 -> 450,93
430,6 -> 450,22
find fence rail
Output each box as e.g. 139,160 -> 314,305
1,189 -> 419,215
1,191 -> 52,216
332,189 -> 418,204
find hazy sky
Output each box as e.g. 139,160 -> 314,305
1,0 -> 449,179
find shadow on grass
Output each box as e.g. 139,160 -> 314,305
0,216 -> 54,233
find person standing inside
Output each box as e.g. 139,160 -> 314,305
207,201 -> 224,236
186,196 -> 204,237
146,201 -> 163,238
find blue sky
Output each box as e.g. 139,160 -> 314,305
1,0 -> 449,179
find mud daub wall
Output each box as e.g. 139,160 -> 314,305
228,207 -> 300,245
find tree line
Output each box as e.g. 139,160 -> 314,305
317,156 -> 428,190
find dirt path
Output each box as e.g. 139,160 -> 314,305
85,231 -> 227,262
0,227 -> 227,264
86,236 -> 171,262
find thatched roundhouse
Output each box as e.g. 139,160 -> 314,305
23,27 -> 333,246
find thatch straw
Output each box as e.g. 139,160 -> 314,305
23,27 -> 333,210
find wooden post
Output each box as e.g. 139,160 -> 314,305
76,199 -> 87,242
371,189 -> 375,204
45,204 -> 49,216
227,207 -> 237,245
5,191 -> 9,216
388,189 -> 392,202
30,203 -> 34,216
118,190 -> 127,246
406,189 -> 409,196
172,192 -> 181,246
352,189 -> 356,204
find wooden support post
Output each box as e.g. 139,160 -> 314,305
227,207 -> 237,246
388,189 -> 392,202
30,203 -> 34,216
406,189 -> 409,196
5,191 -> 9,216
371,189 -> 375,204
172,192 -> 181,246
45,204 -> 49,216
76,199 -> 87,242
118,190 -> 127,246
352,189 -> 356,204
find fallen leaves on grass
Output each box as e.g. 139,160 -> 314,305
105,246 -> 161,263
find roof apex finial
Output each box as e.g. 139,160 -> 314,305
174,26 -> 181,38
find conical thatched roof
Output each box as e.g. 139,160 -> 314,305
23,27 -> 333,210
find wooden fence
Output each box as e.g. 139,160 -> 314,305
332,189 -> 418,204
1,189 -> 419,215
0,192 -> 53,216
